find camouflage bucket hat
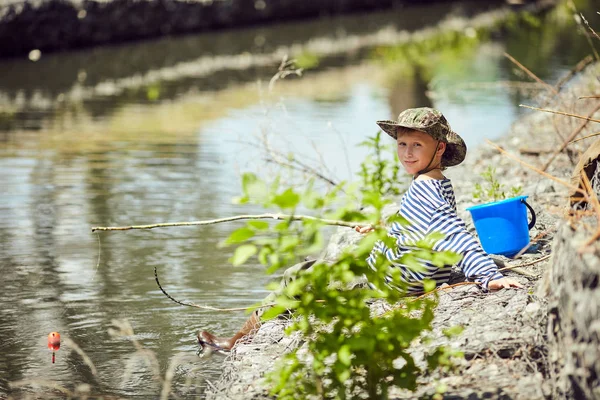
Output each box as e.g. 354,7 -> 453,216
376,107 -> 467,167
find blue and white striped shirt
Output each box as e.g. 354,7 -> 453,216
367,178 -> 503,293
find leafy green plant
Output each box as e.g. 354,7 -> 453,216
264,230 -> 462,399
223,132 -> 465,398
358,131 -> 404,196
473,166 -> 522,203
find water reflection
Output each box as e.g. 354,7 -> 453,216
0,0 -> 510,131
0,0 -> 598,397
0,134 -> 273,396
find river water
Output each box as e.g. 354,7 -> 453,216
0,0 -> 597,398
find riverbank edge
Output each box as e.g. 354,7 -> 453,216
1,1 -> 555,110
203,62 -> 600,399
0,0 -> 493,59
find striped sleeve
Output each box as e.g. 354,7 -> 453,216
429,202 -> 503,289
366,178 -> 503,293
367,180 -> 454,293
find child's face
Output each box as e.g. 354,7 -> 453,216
396,129 -> 445,175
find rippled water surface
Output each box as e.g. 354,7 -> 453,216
0,0 -> 598,397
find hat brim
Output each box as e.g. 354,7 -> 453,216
376,120 -> 467,167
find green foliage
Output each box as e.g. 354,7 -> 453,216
264,228 -> 462,399
425,345 -> 464,374
358,131 -> 404,196
146,84 -> 160,101
520,11 -> 542,28
226,176 -> 338,273
372,4 -> 572,87
373,26 -> 484,82
472,166 -> 522,203
223,132 -> 464,398
295,51 -> 321,70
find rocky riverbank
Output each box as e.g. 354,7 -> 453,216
0,0 -> 513,59
203,61 -> 600,399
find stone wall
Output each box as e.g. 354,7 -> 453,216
541,220 -> 600,399
0,0 -> 459,58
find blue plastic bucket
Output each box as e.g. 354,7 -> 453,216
466,195 -> 536,257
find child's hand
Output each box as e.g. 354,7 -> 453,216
488,277 -> 523,290
354,225 -> 374,234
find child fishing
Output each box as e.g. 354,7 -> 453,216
198,107 -> 522,351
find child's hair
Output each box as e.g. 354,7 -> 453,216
395,127 -> 416,138
395,127 -> 447,169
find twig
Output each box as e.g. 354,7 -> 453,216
519,147 -> 553,156
579,13 -> 600,61
378,282 -> 481,318
555,55 -> 594,91
329,122 -> 353,182
570,130 -> 600,143
518,104 -> 600,171
580,95 -> 600,99
253,123 -> 341,189
502,266 -> 537,278
486,140 -> 582,194
268,55 -> 303,92
233,138 -> 322,169
265,157 -> 338,187
487,140 -> 600,248
498,255 -> 551,272
504,53 -> 566,142
512,225 -> 557,259
581,13 -> 600,41
504,53 -> 559,96
310,140 -> 332,185
92,214 -> 367,232
411,282 -> 480,300
452,81 -> 545,90
520,104 -> 600,124
580,171 -> 600,248
234,136 -> 341,188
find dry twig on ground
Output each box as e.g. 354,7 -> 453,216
519,103 -> 600,171
555,55 -> 595,91
497,255 -> 551,273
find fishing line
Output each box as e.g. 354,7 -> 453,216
91,231 -> 102,284
56,232 -> 102,322
154,266 -> 276,312
48,231 -> 103,365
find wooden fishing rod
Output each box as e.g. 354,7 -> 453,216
91,214 -> 370,232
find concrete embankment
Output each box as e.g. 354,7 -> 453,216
0,0 -> 475,58
204,62 -> 600,399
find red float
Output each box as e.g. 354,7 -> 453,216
47,332 -> 60,363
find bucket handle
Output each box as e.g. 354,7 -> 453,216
521,198 -> 536,230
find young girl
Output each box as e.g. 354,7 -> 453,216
198,107 -> 521,351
